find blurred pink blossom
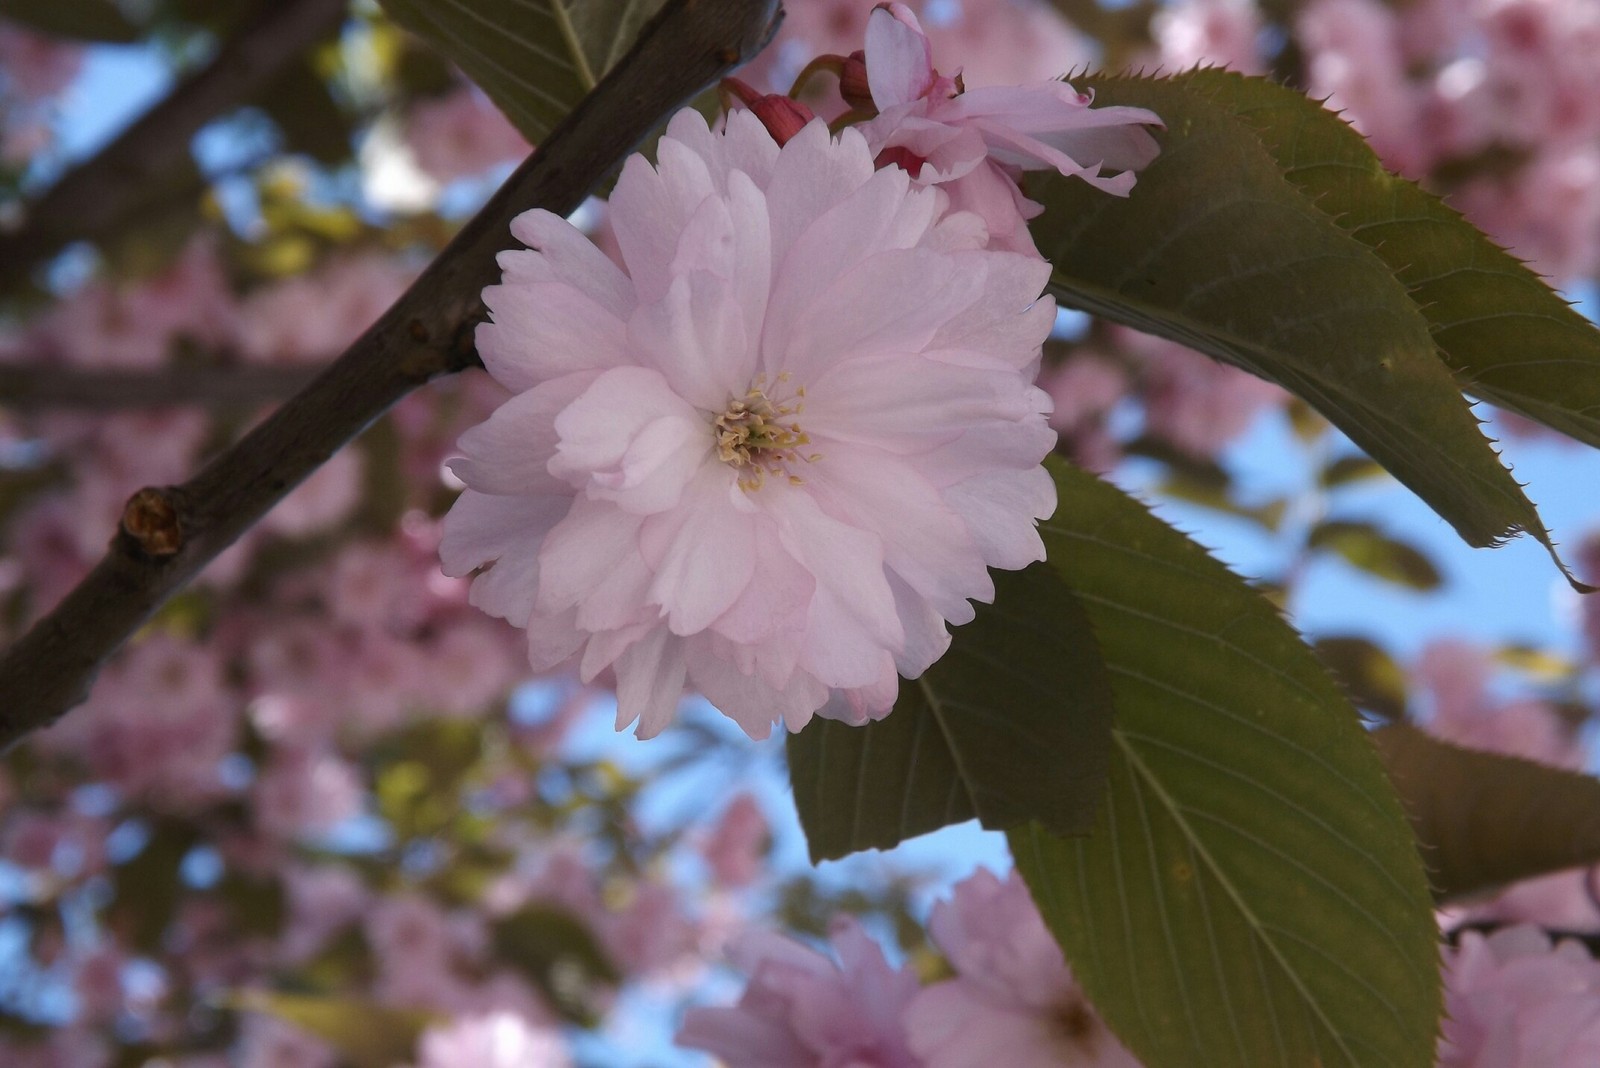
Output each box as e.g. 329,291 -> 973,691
412,1011 -> 569,1068
36,633 -> 240,807
905,868 -> 1138,1068
0,21 -> 82,99
1121,329 -> 1283,458
1440,925 -> 1600,1066
236,255 -> 416,365
676,916 -> 922,1067
251,745 -> 363,840
1153,0 -> 1266,74
236,1013 -> 338,1068
701,792 -> 770,889
406,87 -> 531,182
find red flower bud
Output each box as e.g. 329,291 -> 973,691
839,50 -> 875,114
720,77 -> 817,147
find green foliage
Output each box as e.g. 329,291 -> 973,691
490,903 -> 622,1024
1314,635 -> 1409,722
1011,458 -> 1440,1068
257,56 -> 353,166
1307,519 -> 1443,591
110,818 -> 199,953
788,563 -> 1116,862
228,992 -> 434,1068
375,0 -> 665,144
1031,70 -> 1566,576
1213,68 -> 1600,451
1373,724 -> 1600,902
0,0 -> 140,41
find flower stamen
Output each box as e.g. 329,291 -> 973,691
714,374 -> 817,491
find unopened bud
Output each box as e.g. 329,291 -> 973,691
840,50 -> 875,113
721,77 -> 817,146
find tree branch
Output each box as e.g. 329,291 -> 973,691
0,363 -> 322,410
0,0 -> 350,287
0,0 -> 783,747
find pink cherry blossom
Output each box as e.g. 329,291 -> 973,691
412,1012 -> 570,1068
857,3 -> 1162,253
905,868 -> 1138,1068
675,916 -> 922,1068
36,633 -> 240,807
1125,329 -> 1284,458
0,21 -> 83,100
1037,353 -> 1129,473
1440,925 -> 1600,1066
442,107 -> 1059,739
251,745 -> 364,840
701,792 -> 771,889
1153,0 -> 1267,75
406,86 -> 531,183
236,255 -> 416,365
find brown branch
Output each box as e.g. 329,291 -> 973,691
0,363 -> 322,410
0,0 -> 350,286
0,0 -> 784,747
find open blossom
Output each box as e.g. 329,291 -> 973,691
858,3 -> 1161,253
905,869 -> 1138,1068
1440,925 -> 1600,1065
675,917 -> 922,1067
442,107 -> 1058,739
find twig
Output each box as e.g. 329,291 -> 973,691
0,0 -> 350,286
0,0 -> 783,746
0,363 -> 322,410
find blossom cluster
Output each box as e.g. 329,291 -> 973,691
443,2 -> 1160,739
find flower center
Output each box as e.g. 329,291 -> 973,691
713,373 -> 818,491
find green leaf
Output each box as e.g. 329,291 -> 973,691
1032,71 -> 1557,567
1212,68 -> 1600,453
257,57 -> 352,166
110,819 -> 199,953
491,903 -> 621,1024
1373,724 -> 1600,902
0,0 -> 140,42
788,563 -> 1116,862
1307,519 -> 1443,591
1320,455 -> 1388,489
1314,635 -> 1409,722
228,992 -> 433,1068
1010,457 -> 1439,1068
375,0 -> 665,145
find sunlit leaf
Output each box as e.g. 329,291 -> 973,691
1320,455 -> 1388,489
375,0 -> 666,145
229,992 -> 434,1068
1215,68 -> 1600,453
1308,519 -> 1443,591
1373,724 -> 1600,902
1011,457 -> 1439,1068
789,563 -> 1116,862
1032,71 -> 1559,572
